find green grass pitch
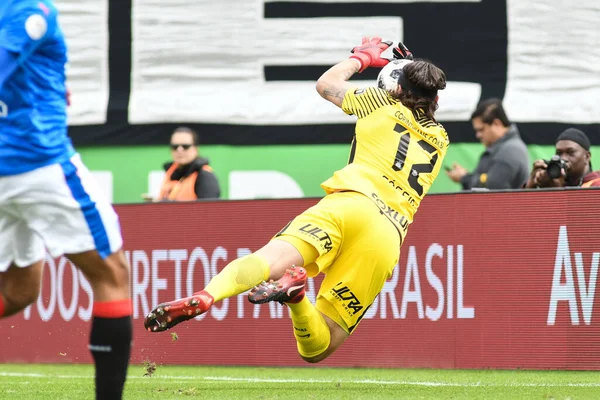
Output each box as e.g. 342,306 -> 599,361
0,364 -> 599,399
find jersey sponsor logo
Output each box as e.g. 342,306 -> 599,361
371,192 -> 409,232
25,14 -> 48,41
298,223 -> 333,253
0,101 -> 7,118
381,175 -> 418,209
331,282 -> 363,316
394,111 -> 448,150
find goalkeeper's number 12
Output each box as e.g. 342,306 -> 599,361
391,123 -> 438,196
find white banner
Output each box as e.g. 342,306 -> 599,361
56,0 -> 109,125
504,0 -> 600,123
55,0 -> 600,126
129,0 -> 481,124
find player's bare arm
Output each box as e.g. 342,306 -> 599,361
316,59 -> 361,108
316,37 -> 393,108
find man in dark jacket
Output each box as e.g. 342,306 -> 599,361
446,98 -> 530,190
157,127 -> 221,201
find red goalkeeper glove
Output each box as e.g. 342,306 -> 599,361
350,37 -> 393,73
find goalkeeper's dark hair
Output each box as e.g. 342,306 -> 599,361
396,59 -> 446,121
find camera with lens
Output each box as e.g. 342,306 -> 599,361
544,155 -> 569,179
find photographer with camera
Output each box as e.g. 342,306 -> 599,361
524,128 -> 600,188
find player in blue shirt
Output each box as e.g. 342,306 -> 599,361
0,0 -> 73,174
0,2 -> 131,398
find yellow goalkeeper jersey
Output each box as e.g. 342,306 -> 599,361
321,86 -> 449,239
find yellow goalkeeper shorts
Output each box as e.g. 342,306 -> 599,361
273,191 -> 400,334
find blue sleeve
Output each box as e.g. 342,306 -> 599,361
0,48 -> 19,90
0,1 -> 58,64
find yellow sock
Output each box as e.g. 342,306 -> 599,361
288,297 -> 331,358
203,254 -> 270,302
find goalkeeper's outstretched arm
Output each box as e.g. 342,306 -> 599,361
315,59 -> 361,108
316,37 -> 392,108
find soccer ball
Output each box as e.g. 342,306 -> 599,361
377,59 -> 413,92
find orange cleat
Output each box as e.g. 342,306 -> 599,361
144,290 -> 214,332
248,266 -> 307,305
